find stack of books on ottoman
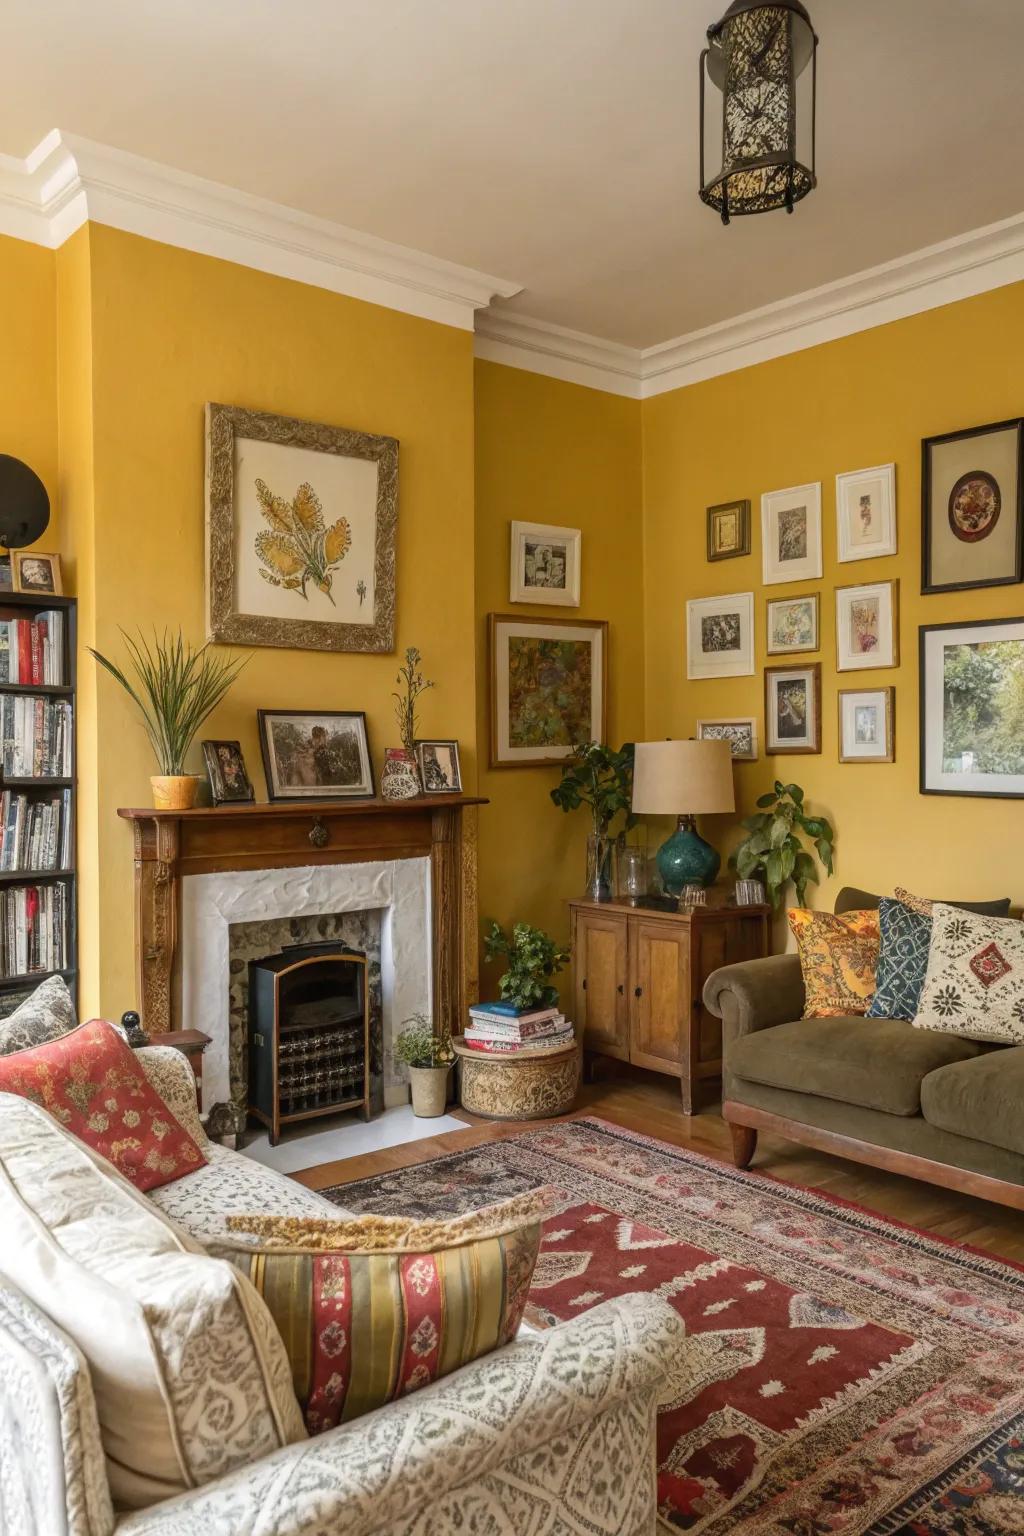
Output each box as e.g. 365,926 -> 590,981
463,1002 -> 575,1055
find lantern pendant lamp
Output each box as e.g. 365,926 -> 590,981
699,0 -> 818,225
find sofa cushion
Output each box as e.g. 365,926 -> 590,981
0,974 -> 77,1055
866,898 -> 932,1022
915,904 -> 1024,1045
788,908 -> 880,1017
921,1047 -> 1024,1158
730,1016 -> 987,1116
835,886 -> 1012,917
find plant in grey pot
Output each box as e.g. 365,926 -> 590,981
550,741 -> 636,902
393,1012 -> 453,1117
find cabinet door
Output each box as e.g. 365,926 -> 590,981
574,910 -> 628,1059
628,918 -> 689,1076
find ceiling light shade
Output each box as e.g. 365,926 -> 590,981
699,0 -> 818,226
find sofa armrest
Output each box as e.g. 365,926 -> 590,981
703,953 -> 804,1042
118,1294 -> 686,1536
135,1046 -> 208,1146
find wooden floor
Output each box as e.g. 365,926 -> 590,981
292,1067 -> 1024,1264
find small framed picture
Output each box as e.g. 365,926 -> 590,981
922,419 -> 1023,594
12,551 -> 62,596
836,579 -> 899,671
257,710 -> 375,801
765,663 -> 821,754
707,500 -> 751,562
416,738 -> 462,793
686,592 -> 755,680
202,739 -> 255,804
767,593 -> 819,655
920,618 -> 1024,797
838,688 -> 894,763
509,521 -> 581,606
836,464 -> 897,563
696,717 -> 758,761
761,483 -> 822,585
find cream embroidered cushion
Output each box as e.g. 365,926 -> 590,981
0,1093 -> 305,1511
914,904 -> 1024,1044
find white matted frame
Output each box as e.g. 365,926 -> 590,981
836,463 -> 897,562
920,618 -> 1024,797
509,520 -> 581,606
836,579 -> 899,672
489,613 -> 606,768
839,687 -> 895,763
761,482 -> 822,585
686,591 -> 755,679
696,717 -> 758,760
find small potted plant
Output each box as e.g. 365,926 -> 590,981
483,921 -> 569,1010
393,1011 -> 453,1117
550,742 -> 636,901
383,646 -> 434,800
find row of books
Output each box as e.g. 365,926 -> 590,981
1,696 -> 73,779
0,790 -> 73,872
462,1001 -> 576,1055
0,883 -> 70,979
0,612 -> 67,686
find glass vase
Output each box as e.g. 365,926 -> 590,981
585,833 -> 616,903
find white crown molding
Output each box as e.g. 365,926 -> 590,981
0,130 -> 521,331
473,310 -> 643,398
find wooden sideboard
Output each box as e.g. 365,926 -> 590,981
569,895 -> 770,1114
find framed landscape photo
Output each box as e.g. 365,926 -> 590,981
836,579 -> 899,671
767,593 -> 819,655
416,738 -> 462,793
838,687 -> 894,763
765,663 -> 821,755
686,591 -> 754,680
509,521 -> 581,606
202,739 -> 255,804
836,463 -> 897,563
489,614 -> 606,768
920,618 -> 1024,797
761,482 -> 822,585
696,717 -> 758,761
922,419 -> 1023,594
257,710 -> 375,801
706,500 -> 751,562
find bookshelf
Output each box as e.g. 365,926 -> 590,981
0,592 -> 77,1018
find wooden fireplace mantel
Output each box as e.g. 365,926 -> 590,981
118,795 -> 486,1042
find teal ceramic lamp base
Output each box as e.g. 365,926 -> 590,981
655,815 -> 720,894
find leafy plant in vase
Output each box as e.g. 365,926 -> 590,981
392,1011 -> 453,1117
729,780 -> 834,908
550,742 -> 636,901
383,646 -> 434,800
483,920 -> 569,1009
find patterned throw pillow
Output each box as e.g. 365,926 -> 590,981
224,1191 -> 549,1433
788,908 -> 881,1018
866,898 -> 933,1021
0,1017 -> 207,1191
0,974 -> 77,1055
894,887 -> 933,918
915,904 -> 1024,1044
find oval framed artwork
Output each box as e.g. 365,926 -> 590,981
948,470 -> 1001,543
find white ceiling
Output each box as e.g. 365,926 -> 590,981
5,0 -> 1024,349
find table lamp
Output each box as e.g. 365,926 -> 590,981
631,739 -> 735,893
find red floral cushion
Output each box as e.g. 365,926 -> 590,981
0,1018 -> 207,1191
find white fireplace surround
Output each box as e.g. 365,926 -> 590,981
180,857 -> 433,1114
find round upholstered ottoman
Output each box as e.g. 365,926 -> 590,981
452,1038 -> 580,1121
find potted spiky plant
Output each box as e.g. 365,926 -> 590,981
89,630 -> 248,810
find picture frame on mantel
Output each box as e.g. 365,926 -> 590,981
205,402 -> 398,653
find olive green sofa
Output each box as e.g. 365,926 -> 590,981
702,886 -> 1024,1211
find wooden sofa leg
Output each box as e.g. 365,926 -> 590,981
729,1124 -> 757,1170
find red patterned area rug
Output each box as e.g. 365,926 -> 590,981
324,1117 -> 1024,1534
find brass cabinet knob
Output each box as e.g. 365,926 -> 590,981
309,817 -> 329,849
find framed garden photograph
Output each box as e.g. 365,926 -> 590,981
835,579 -> 899,671
836,463 -> 897,563
202,739 -> 255,804
838,687 -> 894,763
761,482 -> 822,585
257,710 -> 375,801
696,717 -> 758,760
767,593 -> 819,655
416,738 -> 462,793
488,614 -> 606,768
686,591 -> 754,680
920,618 -> 1024,797
765,663 -> 821,754
706,500 -> 751,562
206,402 -> 398,653
509,521 -> 581,606
921,419 -> 1023,594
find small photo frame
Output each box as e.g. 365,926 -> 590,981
765,663 -> 821,755
922,419 -> 1023,594
416,738 -> 462,793
696,717 -> 758,761
838,687 -> 894,763
836,464 -> 897,563
707,500 -> 751,562
509,521 -> 581,606
761,483 -> 822,585
767,593 -> 819,655
686,592 -> 755,680
257,709 -> 374,801
12,551 -> 62,596
202,739 -> 255,804
836,579 -> 899,671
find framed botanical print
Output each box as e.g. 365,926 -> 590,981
922,419 -> 1023,594
257,710 -> 375,801
489,614 -> 606,768
509,521 -> 581,606
920,619 -> 1024,797
838,688 -> 894,763
836,464 -> 897,563
835,579 -> 899,671
206,402 -> 398,652
416,738 -> 462,793
761,482 -> 822,585
202,740 -> 255,804
686,592 -> 755,680
696,717 -> 758,760
767,593 -> 819,655
765,663 -> 821,754
707,500 -> 751,562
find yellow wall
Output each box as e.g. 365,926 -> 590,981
643,280 -> 1024,913
0,234 -> 59,543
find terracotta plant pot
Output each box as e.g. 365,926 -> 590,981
408,1064 -> 449,1118
150,775 -> 200,811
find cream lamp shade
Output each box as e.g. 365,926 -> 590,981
631,739 -> 735,816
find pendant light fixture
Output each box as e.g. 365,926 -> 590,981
699,0 -> 818,225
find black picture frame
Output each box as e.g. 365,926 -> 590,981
919,617 -> 1024,798
257,709 -> 375,802
921,418 -> 1024,595
202,739 -> 255,805
415,738 -> 462,794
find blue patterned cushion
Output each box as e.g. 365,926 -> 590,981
866,898 -> 932,1021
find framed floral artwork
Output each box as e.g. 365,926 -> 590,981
696,717 -> 758,760
509,521 -> 581,606
922,419 -> 1023,594
767,593 -> 819,655
706,500 -> 751,562
761,482 -> 822,585
686,592 -> 754,680
836,464 -> 897,563
765,663 -> 821,754
835,579 -> 899,671
488,614 -> 606,768
920,618 -> 1024,797
838,687 -> 894,763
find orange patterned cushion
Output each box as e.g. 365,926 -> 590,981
788,908 -> 881,1018
894,886 -> 933,917
0,1017 -> 207,1191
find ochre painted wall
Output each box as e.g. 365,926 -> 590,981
643,280 -> 1024,914
0,234 -> 59,541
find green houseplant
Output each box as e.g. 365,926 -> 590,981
392,1011 -> 453,1118
383,646 -> 435,800
729,780 -> 834,908
483,921 -> 569,1010
550,742 -> 636,901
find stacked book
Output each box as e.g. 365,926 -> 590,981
0,789 -> 73,871
463,1002 -> 575,1054
0,882 -> 70,979
0,696 -> 73,778
0,611 -> 67,686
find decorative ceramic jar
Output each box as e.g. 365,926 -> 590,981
150,775 -> 200,811
452,1038 -> 580,1121
380,748 -> 421,800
